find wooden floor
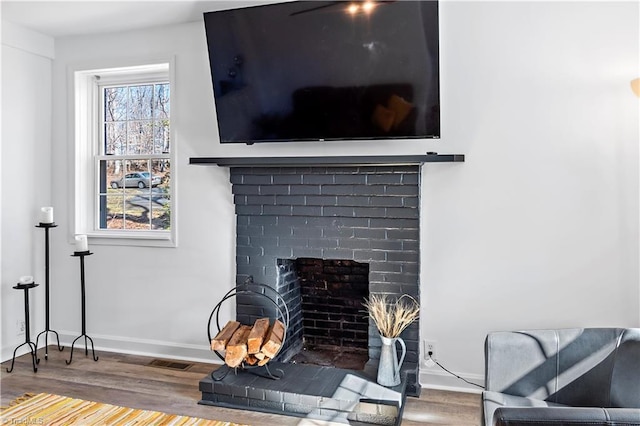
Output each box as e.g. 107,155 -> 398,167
1,348 -> 481,425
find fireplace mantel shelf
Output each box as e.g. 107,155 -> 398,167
189,153 -> 464,167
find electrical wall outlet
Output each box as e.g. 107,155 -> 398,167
424,339 -> 437,359
423,340 -> 437,368
16,319 -> 25,335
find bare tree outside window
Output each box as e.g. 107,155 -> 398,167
98,82 -> 171,231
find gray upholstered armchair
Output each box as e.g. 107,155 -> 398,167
482,328 -> 640,426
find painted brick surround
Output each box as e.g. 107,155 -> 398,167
230,165 -> 421,394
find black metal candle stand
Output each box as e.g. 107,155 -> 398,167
34,222 -> 64,360
7,282 -> 40,373
66,251 -> 98,365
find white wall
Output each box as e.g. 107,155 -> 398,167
48,22 -> 237,361
421,0 -> 640,390
1,22 -> 54,360
2,1 -> 639,392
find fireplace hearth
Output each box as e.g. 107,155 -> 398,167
200,361 -> 407,425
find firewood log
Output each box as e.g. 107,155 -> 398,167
245,354 -> 259,365
225,325 -> 251,368
247,318 -> 270,354
257,356 -> 271,366
210,320 -> 240,352
260,319 -> 285,359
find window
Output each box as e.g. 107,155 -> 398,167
74,62 -> 175,246
99,80 -> 170,230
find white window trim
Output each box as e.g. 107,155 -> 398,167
72,59 -> 177,247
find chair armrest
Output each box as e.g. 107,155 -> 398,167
493,407 -> 640,426
484,330 -> 560,399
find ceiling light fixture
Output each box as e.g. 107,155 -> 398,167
347,1 -> 377,16
362,1 -> 376,14
347,3 -> 359,15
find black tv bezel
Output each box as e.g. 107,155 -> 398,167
203,0 -> 441,145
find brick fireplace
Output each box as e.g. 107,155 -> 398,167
230,164 -> 421,395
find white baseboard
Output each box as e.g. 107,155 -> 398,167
2,331 -> 223,366
420,367 -> 485,394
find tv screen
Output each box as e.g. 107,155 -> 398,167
204,0 -> 440,144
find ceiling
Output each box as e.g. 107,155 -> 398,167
1,0 -> 273,38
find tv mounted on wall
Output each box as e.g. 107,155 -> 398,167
203,0 -> 440,144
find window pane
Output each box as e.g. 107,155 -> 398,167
152,193 -> 170,230
152,159 -> 170,188
104,86 -> 127,122
154,120 -> 170,154
101,159 -> 125,192
127,121 -> 153,154
105,122 -> 126,155
154,84 -> 170,120
125,194 -> 152,230
128,85 -> 153,120
101,194 -> 125,230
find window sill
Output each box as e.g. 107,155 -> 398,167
86,231 -> 176,248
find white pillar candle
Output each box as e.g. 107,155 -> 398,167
75,234 -> 88,252
19,275 -> 34,284
40,206 -> 54,224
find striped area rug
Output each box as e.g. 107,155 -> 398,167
1,393 -> 245,425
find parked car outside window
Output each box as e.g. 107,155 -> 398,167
110,172 -> 161,189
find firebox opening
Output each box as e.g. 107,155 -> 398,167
280,257 -> 370,370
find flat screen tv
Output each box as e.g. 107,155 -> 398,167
203,0 -> 440,144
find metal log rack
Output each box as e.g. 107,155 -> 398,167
207,279 -> 289,381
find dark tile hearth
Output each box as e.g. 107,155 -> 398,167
199,362 -> 408,425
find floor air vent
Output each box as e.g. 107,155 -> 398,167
148,359 -> 193,370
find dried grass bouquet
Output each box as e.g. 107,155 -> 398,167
363,293 -> 420,338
